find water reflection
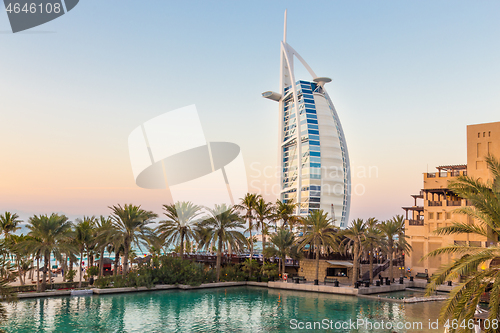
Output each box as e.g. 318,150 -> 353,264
3,287 -> 443,332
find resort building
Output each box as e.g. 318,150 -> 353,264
262,11 -> 351,228
403,121 -> 500,276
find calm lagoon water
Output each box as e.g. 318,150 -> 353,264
2,287 -> 444,332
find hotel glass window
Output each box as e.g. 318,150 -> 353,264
446,212 -> 451,219
428,212 -> 434,220
436,212 -> 442,220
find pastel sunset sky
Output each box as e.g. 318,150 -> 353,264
1,1 -> 499,224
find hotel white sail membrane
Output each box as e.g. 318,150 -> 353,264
262,10 -> 351,228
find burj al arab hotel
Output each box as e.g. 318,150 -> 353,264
263,11 -> 351,228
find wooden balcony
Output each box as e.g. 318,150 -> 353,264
408,219 -> 424,226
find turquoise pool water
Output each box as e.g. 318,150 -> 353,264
2,287 -> 443,332
377,290 -> 426,300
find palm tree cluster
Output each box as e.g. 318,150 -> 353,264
263,205 -> 410,286
339,216 -> 411,286
0,204 -> 158,292
0,193 -> 412,292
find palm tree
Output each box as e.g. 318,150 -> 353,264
193,225 -> 213,253
378,216 -> 408,282
362,218 -> 384,283
340,218 -> 366,286
235,193 -> 259,260
95,216 -> 114,278
8,234 -> 29,285
274,199 -> 297,231
254,198 -> 274,260
263,228 -> 295,279
297,210 -> 337,283
157,201 -> 203,258
19,259 -> 33,286
25,214 -> 74,291
112,243 -> 124,276
146,234 -> 164,257
74,216 -> 96,287
109,204 -> 157,275
199,204 -> 245,282
394,216 -> 412,277
424,155 -> 500,328
0,212 -> 21,240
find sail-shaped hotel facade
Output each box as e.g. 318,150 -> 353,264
263,11 -> 351,228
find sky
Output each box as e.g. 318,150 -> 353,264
1,1 -> 500,224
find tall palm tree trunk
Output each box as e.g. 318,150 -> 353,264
36,256 -> 40,292
79,251 -> 83,288
42,251 -> 49,292
248,218 -> 253,260
352,242 -> 360,287
262,229 -> 266,261
16,258 -> 24,285
315,243 -> 320,282
61,254 -> 66,282
281,256 -> 286,280
180,230 -> 184,259
123,246 -> 129,276
69,258 -> 74,282
29,256 -> 34,280
389,247 -> 394,281
216,236 -> 222,282
369,246 -> 374,283
114,251 -> 119,276
99,248 -> 105,278
122,239 -> 131,276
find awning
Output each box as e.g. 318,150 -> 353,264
326,261 -> 353,267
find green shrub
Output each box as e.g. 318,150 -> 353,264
203,269 -> 216,283
64,269 -> 76,282
241,259 -> 260,277
220,264 -> 247,282
84,256 -> 260,289
94,277 -> 110,289
92,256 -> 212,288
87,266 -> 99,277
261,262 -> 279,278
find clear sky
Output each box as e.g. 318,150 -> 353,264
1,1 -> 499,224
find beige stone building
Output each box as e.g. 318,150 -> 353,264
404,121 -> 500,276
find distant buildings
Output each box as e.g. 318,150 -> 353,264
404,121 -> 500,276
262,11 -> 350,228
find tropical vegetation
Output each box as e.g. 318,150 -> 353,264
0,192 -> 416,329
